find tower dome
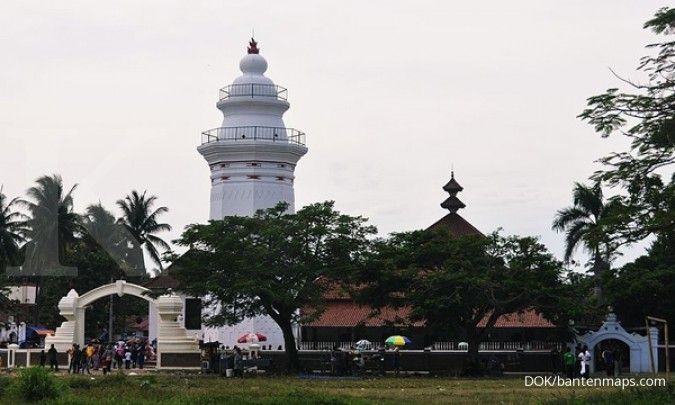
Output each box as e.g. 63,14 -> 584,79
197,38 -> 307,218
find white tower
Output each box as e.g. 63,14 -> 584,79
198,38 -> 307,219
196,39 -> 307,349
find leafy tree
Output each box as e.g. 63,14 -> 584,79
603,231 -> 675,335
81,203 -> 146,340
578,7 -> 675,244
170,201 -> 375,372
357,230 -> 573,372
0,186 -> 27,271
20,175 -> 80,323
552,182 -> 620,300
117,190 -> 171,271
0,186 -> 27,313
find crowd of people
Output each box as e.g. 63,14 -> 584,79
37,340 -> 153,374
554,344 -> 623,379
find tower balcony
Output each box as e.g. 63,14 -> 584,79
201,126 -> 306,146
219,84 -> 288,101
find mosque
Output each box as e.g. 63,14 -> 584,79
147,39 -> 560,351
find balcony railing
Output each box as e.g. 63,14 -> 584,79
219,84 -> 288,101
201,126 -> 306,146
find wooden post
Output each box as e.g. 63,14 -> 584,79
665,321 -> 670,381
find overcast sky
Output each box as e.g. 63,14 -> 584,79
0,1 -> 667,270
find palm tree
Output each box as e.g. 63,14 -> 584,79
0,186 -> 28,270
116,190 -> 171,271
23,175 -> 80,274
22,175 -> 80,323
552,182 -> 617,299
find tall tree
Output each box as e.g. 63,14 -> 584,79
0,186 -> 28,313
171,201 -> 375,372
0,186 -> 28,271
578,7 -> 675,244
116,190 -> 171,271
21,175 -> 80,323
357,230 -> 572,374
603,231 -> 675,335
552,182 -> 619,299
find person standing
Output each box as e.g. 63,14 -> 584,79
233,346 -> 244,378
602,348 -> 614,377
578,345 -> 591,378
131,343 -> 138,368
393,347 -> 401,376
563,347 -> 575,379
39,349 -> 46,367
102,345 -> 113,375
124,349 -> 132,369
137,342 -> 146,369
47,344 -> 59,371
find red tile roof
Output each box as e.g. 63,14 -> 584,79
303,302 -> 423,327
304,301 -> 554,329
478,310 -> 555,328
426,213 -> 483,236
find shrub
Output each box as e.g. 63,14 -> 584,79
0,375 -> 11,398
12,367 -> 61,402
65,375 -> 93,390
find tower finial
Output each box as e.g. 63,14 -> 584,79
247,37 -> 260,54
441,171 -> 465,213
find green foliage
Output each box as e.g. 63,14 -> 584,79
11,366 -> 61,402
0,186 -> 27,273
604,232 -> 675,331
172,201 -> 376,371
357,231 -> 572,363
578,7 -> 675,244
65,375 -> 94,390
117,190 -> 172,270
0,375 -> 11,398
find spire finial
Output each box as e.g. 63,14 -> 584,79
247,37 -> 260,54
441,170 -> 465,213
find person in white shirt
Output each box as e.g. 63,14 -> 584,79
577,345 -> 591,378
124,350 -> 132,370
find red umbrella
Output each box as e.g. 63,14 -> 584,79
237,333 -> 267,343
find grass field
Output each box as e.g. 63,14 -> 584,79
0,371 -> 672,404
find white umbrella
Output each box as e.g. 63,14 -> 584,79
355,339 -> 372,350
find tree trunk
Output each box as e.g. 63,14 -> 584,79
592,250 -> 605,304
279,321 -> 299,373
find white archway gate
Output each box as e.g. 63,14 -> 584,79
576,312 -> 658,373
45,280 -> 199,368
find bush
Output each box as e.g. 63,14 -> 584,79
105,370 -> 128,385
65,375 -> 94,390
12,367 -> 61,402
0,375 -> 11,398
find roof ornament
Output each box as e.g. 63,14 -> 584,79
247,37 -> 260,54
441,170 -> 466,213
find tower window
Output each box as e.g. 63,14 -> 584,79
276,176 -> 285,181
247,162 -> 260,167
248,175 -> 260,180
220,163 -> 229,168
277,164 -> 286,168
221,176 -> 230,181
